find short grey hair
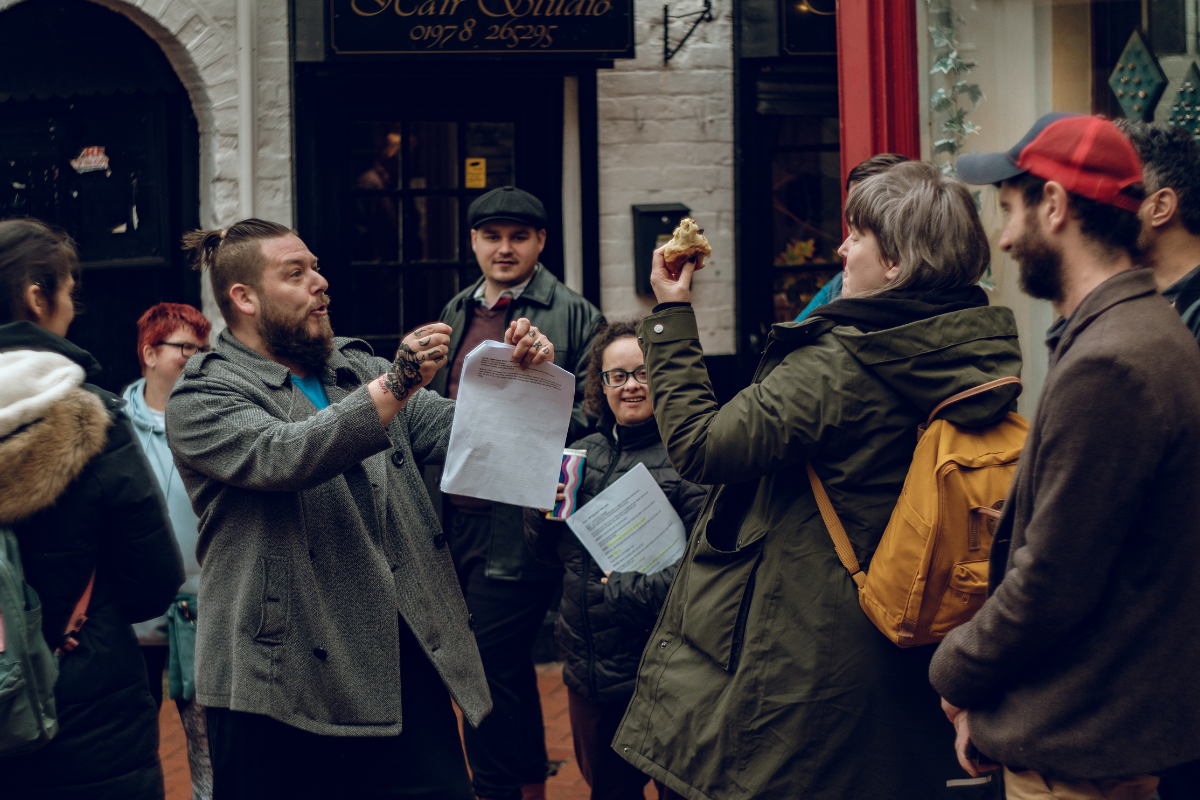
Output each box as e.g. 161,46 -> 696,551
843,160 -> 990,296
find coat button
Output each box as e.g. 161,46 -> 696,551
659,640 -> 668,648
468,614 -> 475,631
313,647 -> 327,661
433,533 -> 447,549
623,746 -> 630,753
391,450 -> 405,467
653,324 -> 664,333
390,564 -> 398,573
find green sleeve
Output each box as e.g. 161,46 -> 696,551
637,307 -> 857,486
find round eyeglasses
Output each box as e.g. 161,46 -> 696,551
601,366 -> 648,388
154,341 -> 212,357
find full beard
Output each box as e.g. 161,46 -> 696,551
1011,215 -> 1066,304
259,294 -> 335,375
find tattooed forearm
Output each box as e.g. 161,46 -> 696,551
384,343 -> 425,402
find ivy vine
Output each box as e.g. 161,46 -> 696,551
926,0 -> 994,289
927,0 -> 984,175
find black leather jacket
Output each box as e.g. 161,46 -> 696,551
429,265 -> 604,581
525,415 -> 707,703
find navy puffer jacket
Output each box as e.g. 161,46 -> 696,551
525,415 -> 707,704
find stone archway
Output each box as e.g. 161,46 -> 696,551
0,0 -> 240,229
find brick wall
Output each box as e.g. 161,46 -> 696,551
596,0 -> 736,354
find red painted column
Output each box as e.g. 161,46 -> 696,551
836,0 -> 922,191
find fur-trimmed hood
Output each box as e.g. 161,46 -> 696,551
0,347 -> 112,525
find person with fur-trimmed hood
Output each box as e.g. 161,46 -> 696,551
0,218 -> 185,799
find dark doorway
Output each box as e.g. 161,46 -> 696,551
737,56 -> 841,355
295,63 -> 579,359
0,0 -> 200,392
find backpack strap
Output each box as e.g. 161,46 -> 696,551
924,376 -> 1022,428
57,570 -> 95,655
805,462 -> 866,589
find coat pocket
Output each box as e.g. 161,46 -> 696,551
253,558 -> 290,645
680,524 -> 766,672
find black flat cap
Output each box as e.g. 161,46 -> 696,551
468,186 -> 547,230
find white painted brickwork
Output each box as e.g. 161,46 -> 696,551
596,0 -> 736,353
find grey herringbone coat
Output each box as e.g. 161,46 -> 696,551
165,330 -> 490,736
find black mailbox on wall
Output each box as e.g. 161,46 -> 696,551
632,203 -> 690,295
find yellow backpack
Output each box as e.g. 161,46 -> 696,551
807,377 -> 1028,647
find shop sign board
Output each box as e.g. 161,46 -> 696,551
330,0 -> 634,56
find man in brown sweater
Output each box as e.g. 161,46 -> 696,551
929,114 -> 1200,799
428,186 -> 603,800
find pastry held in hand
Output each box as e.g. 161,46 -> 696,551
662,217 -> 711,272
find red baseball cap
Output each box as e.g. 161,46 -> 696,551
956,113 -> 1144,212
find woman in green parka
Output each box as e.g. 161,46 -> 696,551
612,161 -> 1021,800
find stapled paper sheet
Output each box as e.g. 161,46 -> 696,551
566,462 -> 687,574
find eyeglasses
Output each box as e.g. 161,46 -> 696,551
601,366 -> 648,388
154,341 -> 211,357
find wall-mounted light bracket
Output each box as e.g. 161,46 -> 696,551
664,0 -> 713,65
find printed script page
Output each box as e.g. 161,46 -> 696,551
440,340 -> 574,510
566,462 -> 687,574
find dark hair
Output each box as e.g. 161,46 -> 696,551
1009,172 -> 1145,260
0,217 -> 82,325
181,218 -> 294,322
583,319 -> 641,420
843,161 -> 990,294
1114,119 -> 1200,235
847,153 -> 911,192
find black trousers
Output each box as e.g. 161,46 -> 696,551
205,621 -> 473,800
449,507 -> 558,800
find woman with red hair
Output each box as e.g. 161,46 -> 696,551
123,302 -> 214,800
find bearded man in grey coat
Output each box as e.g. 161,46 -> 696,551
165,218 -> 558,800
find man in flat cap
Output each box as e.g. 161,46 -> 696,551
428,185 -> 603,800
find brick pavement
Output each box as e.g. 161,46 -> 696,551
158,663 -> 655,800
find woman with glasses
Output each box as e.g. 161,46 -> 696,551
525,320 -> 707,800
0,218 -> 184,799
121,302 -> 214,800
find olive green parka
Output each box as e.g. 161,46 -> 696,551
613,303 -> 1022,800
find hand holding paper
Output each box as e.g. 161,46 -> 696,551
441,341 -> 574,510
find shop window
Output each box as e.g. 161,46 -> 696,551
343,117 -> 517,352
769,115 -> 842,323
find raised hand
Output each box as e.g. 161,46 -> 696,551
649,243 -> 702,305
381,322 -> 453,403
504,317 -> 556,370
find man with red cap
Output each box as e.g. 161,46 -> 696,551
929,113 -> 1200,799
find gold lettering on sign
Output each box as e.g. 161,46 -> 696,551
352,0 -> 392,14
393,0 -> 419,15
439,0 -> 468,14
417,0 -> 438,14
477,0 -> 507,16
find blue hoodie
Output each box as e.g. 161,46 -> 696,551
123,378 -> 201,644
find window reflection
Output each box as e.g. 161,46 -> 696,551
771,116 -> 842,322
408,121 -> 458,190
412,196 -> 458,261
351,122 -> 401,262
